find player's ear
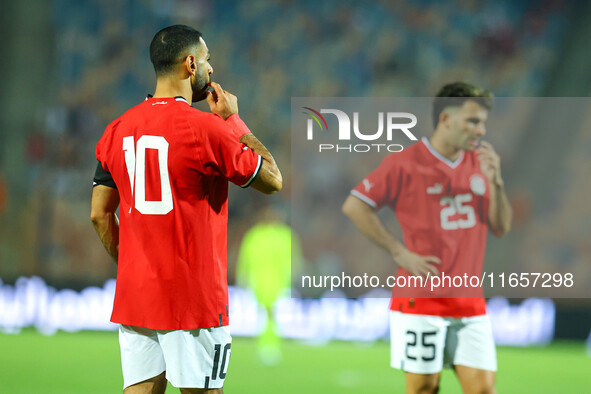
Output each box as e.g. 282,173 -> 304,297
185,55 -> 196,75
439,110 -> 451,128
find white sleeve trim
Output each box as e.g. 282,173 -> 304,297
350,190 -> 377,208
240,154 -> 263,188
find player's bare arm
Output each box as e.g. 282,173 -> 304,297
90,185 -> 120,263
342,195 -> 440,277
206,81 -> 282,194
239,133 -> 282,194
477,141 -> 512,237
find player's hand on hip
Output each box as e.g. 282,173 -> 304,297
477,141 -> 503,185
206,82 -> 238,120
394,248 -> 441,277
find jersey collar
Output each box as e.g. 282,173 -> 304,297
421,137 -> 464,169
145,94 -> 190,105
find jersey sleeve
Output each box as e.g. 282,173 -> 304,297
93,161 -> 116,188
94,127 -> 117,188
351,154 -> 403,209
197,114 -> 262,187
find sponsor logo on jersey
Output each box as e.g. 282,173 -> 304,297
470,174 -> 486,196
427,183 -> 443,194
362,179 -> 374,192
152,101 -> 168,105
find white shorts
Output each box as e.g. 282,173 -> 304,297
119,324 -> 232,389
390,311 -> 497,374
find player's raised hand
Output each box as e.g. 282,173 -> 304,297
393,248 -> 441,277
477,141 -> 503,186
206,82 -> 238,119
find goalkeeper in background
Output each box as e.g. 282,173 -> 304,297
237,206 -> 301,365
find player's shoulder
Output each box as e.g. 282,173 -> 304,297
398,139 -> 423,158
103,108 -> 129,131
380,139 -> 423,167
102,100 -> 148,132
179,106 -> 228,133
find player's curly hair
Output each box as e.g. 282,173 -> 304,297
432,82 -> 493,128
150,25 -> 203,76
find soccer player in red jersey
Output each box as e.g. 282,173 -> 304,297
343,82 -> 512,394
90,25 -> 282,393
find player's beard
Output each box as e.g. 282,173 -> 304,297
191,73 -> 209,103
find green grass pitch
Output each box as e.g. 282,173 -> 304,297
0,330 -> 589,393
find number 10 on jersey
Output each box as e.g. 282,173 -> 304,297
123,135 -> 173,215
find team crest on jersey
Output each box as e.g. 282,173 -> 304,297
470,174 -> 486,196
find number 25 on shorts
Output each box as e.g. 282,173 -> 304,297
406,330 -> 437,362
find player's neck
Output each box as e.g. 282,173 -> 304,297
153,77 -> 192,104
429,134 -> 462,161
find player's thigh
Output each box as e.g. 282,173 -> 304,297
404,371 -> 441,394
124,371 -> 167,394
454,365 -> 496,394
449,315 -> 497,372
158,326 -> 232,389
119,325 -> 167,390
390,311 -> 448,375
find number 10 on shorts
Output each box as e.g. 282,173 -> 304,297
209,343 -> 231,383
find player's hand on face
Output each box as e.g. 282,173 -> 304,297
206,82 -> 238,120
394,248 -> 441,277
477,141 -> 502,184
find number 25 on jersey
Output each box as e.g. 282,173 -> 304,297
123,135 -> 173,215
440,193 -> 476,230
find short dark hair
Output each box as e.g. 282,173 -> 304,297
432,82 -> 493,128
149,25 -> 202,76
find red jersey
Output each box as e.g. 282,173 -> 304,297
95,96 -> 262,329
352,137 -> 489,317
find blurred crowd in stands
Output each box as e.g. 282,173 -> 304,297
8,0 -> 587,292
